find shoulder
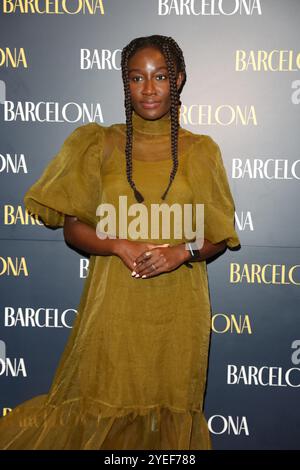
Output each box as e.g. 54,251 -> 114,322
82,121 -> 126,142
68,121 -> 124,139
64,122 -> 119,160
87,121 -> 126,163
181,127 -> 221,170
181,126 -> 219,150
63,122 -> 107,147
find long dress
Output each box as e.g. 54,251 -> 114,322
0,110 -> 240,450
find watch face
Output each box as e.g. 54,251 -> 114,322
187,242 -> 200,260
191,249 -> 200,259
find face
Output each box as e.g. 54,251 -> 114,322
127,46 -> 184,120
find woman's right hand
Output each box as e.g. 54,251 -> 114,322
114,238 -> 169,272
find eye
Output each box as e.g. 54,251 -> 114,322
130,76 -> 143,82
156,74 -> 168,80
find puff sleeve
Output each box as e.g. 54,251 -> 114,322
187,135 -> 240,249
24,123 -> 105,229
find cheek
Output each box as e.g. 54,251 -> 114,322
129,83 -> 144,98
129,82 -> 135,93
158,81 -> 171,97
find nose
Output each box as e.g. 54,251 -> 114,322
142,78 -> 156,95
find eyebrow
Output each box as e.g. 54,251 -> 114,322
128,66 -> 168,73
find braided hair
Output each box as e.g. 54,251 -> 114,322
121,35 -> 187,203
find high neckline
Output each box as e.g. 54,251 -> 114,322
132,110 -> 172,136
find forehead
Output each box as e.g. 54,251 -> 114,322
128,47 -> 167,70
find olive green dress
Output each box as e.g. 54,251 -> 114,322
0,110 -> 240,450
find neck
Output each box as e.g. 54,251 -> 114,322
131,108 -> 179,136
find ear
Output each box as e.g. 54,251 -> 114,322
176,71 -> 185,91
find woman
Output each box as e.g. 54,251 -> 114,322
0,35 -> 240,450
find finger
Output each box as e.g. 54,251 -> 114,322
133,250 -> 153,267
134,258 -> 159,276
140,258 -> 165,278
133,244 -> 169,267
135,256 -> 165,277
147,243 -> 169,249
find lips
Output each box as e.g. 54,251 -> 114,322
140,101 -> 161,109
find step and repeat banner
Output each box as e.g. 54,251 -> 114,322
0,0 -> 299,450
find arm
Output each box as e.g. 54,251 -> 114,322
63,215 -> 120,257
63,216 -> 167,273
132,238 -> 227,279
175,238 -> 227,264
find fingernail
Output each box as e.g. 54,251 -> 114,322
133,262 -> 136,267
131,271 -> 136,276
135,274 -> 140,278
142,275 -> 147,278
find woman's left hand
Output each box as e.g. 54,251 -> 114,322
132,243 -> 187,278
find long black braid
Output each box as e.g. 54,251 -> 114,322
121,35 -> 187,203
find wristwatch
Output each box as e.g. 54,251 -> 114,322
184,241 -> 202,267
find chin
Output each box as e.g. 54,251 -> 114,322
136,106 -> 169,121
